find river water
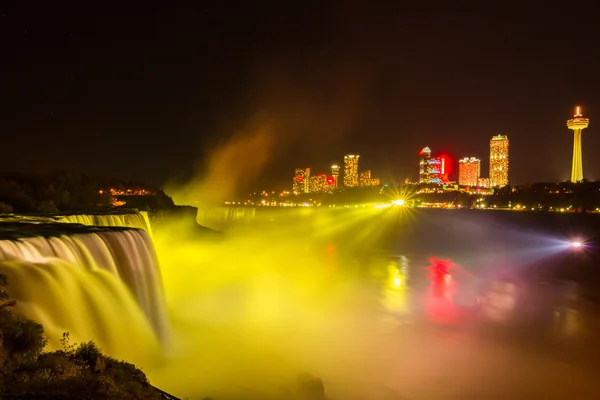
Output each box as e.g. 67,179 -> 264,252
149,207 -> 600,399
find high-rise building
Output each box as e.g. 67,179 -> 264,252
359,170 -> 371,186
458,157 -> 481,186
343,154 -> 359,187
419,147 -> 443,184
325,175 -> 336,193
359,170 -> 381,187
309,173 -> 328,193
567,106 -> 590,182
292,168 -> 309,194
489,135 -> 509,187
419,147 -> 432,183
331,165 -> 340,188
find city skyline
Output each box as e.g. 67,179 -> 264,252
292,153 -> 381,194
280,106 -> 588,191
3,4 -> 600,192
283,103 -> 596,195
287,113 -> 592,195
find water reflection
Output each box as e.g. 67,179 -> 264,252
381,258 -> 411,329
479,277 -> 519,324
424,258 -> 459,325
552,281 -> 583,340
376,256 -> 465,329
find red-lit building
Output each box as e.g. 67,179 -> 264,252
309,173 -> 334,193
419,147 -> 448,184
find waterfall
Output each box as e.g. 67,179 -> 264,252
59,211 -> 153,237
197,207 -> 256,229
0,225 -> 169,361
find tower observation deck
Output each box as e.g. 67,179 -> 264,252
567,106 -> 590,182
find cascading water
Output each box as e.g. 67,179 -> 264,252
197,206 -> 256,229
0,221 -> 169,364
59,211 -> 154,237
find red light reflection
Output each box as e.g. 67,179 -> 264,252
424,258 -> 459,324
324,244 -> 336,275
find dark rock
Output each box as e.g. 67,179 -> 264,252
296,373 -> 325,400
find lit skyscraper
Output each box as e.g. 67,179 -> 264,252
419,147 -> 432,183
358,169 -> 381,187
343,154 -> 359,187
567,106 -> 589,182
309,173 -> 328,193
359,170 -> 380,187
325,175 -> 335,192
419,147 -> 443,184
359,170 -> 371,186
489,135 -> 509,187
292,168 -> 309,194
331,165 -> 340,188
458,157 -> 480,186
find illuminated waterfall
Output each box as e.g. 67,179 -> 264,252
0,226 -> 169,361
59,211 -> 153,236
197,207 -> 257,230
198,207 -> 256,222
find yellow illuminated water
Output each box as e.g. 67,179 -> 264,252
0,223 -> 168,367
1,208 -> 599,399
146,207 -> 600,399
148,206 -> 405,397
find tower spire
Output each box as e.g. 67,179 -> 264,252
567,106 -> 590,182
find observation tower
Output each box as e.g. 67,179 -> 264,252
567,106 -> 589,182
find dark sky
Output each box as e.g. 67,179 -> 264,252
2,2 -> 600,191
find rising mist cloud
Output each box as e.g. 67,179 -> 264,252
169,120 -> 276,207
166,55 -> 378,208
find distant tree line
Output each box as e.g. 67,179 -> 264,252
0,171 -> 174,214
487,181 -> 600,212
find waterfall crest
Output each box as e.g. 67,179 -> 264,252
59,211 -> 153,236
197,207 -> 256,229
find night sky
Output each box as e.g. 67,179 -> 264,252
2,2 -> 600,191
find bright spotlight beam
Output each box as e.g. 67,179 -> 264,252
572,241 -> 582,248
392,199 -> 405,206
